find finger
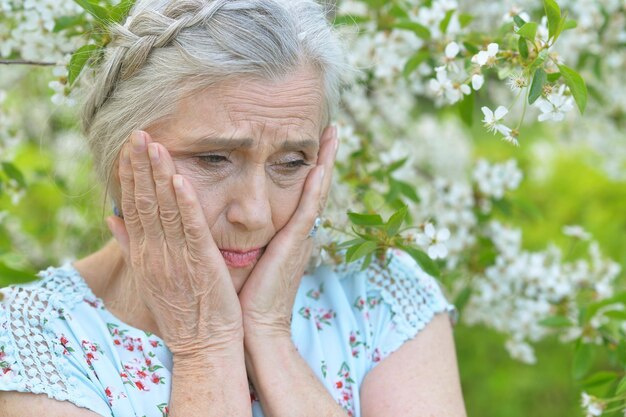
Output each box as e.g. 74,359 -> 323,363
317,125 -> 338,212
284,164 -> 326,239
130,131 -> 163,242
172,175 -> 227,271
148,142 -> 184,245
119,143 -> 144,244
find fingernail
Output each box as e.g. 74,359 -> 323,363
334,137 -> 339,155
173,175 -> 184,190
148,143 -> 160,162
132,131 -> 146,152
319,166 -> 326,181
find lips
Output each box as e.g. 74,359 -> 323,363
219,247 -> 263,268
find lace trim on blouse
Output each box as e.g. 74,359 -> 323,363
0,264 -> 94,408
333,249 -> 458,337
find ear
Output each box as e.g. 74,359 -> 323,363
106,215 -> 130,261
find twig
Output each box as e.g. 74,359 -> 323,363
0,60 -> 57,66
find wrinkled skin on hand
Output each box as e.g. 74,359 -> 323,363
107,131 -> 244,357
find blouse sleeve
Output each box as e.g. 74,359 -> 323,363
0,284 -> 112,417
361,249 -> 458,371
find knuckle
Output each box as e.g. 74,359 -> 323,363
160,209 -> 182,228
135,195 -> 158,216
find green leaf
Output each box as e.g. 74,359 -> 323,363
393,21 -> 431,40
517,22 -> 538,40
572,342 -> 594,380
513,14 -> 527,27
439,9 -> 455,33
359,252 -> 374,271
337,238 -> 365,249
0,263 -> 38,287
547,72 -> 561,82
459,13 -> 473,28
396,245 -> 440,278
616,376 -> 626,395
403,50 -> 429,78
68,44 -> 100,85
347,212 -> 384,226
518,37 -> 529,59
458,91 -> 474,126
346,241 -> 378,263
110,0 -> 136,23
390,179 -> 420,202
581,371 -> 618,389
454,286 -> 472,311
334,14 -> 370,26
543,0 -> 561,41
558,64 -> 588,114
1,162 -> 26,187
603,310 -> 626,320
529,49 -> 549,72
584,292 -> 626,322
529,68 -> 547,104
53,15 -> 86,33
386,158 -> 409,174
538,314 -> 571,327
73,0 -> 110,22
385,206 -> 408,236
563,19 -> 577,31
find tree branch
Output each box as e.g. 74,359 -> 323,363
0,60 -> 57,66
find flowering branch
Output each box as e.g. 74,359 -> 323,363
0,60 -> 57,66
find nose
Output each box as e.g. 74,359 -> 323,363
225,169 -> 272,232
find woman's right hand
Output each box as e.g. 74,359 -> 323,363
106,130 -> 242,358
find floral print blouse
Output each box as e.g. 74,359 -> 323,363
0,248 -> 457,417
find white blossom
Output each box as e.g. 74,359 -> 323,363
471,43 -> 499,67
581,392 -> 605,417
415,223 -> 451,260
562,225 -> 592,241
535,85 -> 575,122
481,106 -> 512,136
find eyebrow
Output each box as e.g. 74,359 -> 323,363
183,136 -> 319,152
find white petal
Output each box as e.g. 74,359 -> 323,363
437,228 -> 451,241
445,42 -> 460,58
495,123 -> 512,136
460,84 -> 471,95
538,113 -> 551,122
487,43 -> 499,56
475,51 -> 489,66
494,106 -> 509,120
472,74 -> 484,90
424,223 -> 436,239
481,106 -> 494,120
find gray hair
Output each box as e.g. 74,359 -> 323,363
78,0 -> 349,200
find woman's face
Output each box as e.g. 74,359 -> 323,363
142,67 -> 324,291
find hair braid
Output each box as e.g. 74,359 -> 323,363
83,0 -> 234,130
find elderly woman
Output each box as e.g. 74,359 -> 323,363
0,0 -> 466,416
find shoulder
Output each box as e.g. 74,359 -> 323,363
333,248 -> 457,331
328,248 -> 457,361
0,264 -> 112,417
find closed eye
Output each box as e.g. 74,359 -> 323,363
198,154 -> 229,164
279,159 -> 310,169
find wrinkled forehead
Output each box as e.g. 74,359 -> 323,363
152,67 -> 325,151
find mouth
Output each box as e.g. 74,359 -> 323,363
218,247 -> 264,268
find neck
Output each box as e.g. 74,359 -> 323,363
73,239 -> 161,337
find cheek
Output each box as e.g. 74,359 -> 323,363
270,185 -> 305,229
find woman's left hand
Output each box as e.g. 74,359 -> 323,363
238,125 -> 338,341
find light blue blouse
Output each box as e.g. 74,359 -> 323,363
0,248 -> 457,417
